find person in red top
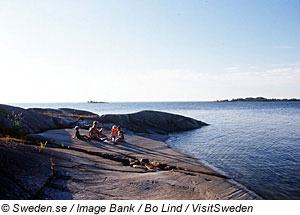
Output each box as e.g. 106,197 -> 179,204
111,125 -> 118,143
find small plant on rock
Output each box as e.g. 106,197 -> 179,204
37,141 -> 48,152
7,111 -> 24,137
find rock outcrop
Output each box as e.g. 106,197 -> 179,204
98,110 -> 208,134
28,108 -> 98,129
0,104 -> 57,136
28,108 -> 97,116
0,104 -> 262,200
0,129 -> 261,200
0,104 -> 207,137
0,141 -> 55,199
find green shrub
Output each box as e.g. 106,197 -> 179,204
7,111 -> 24,137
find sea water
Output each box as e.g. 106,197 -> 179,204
12,102 -> 300,199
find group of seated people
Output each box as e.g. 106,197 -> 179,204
73,121 -> 124,143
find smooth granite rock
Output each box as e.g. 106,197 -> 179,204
0,104 -> 57,136
98,110 -> 208,134
4,104 -> 255,200
1,104 -> 208,137
28,108 -> 98,129
0,129 -> 261,200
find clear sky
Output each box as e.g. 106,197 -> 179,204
1,0 -> 300,103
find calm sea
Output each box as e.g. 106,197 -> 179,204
12,102 -> 300,199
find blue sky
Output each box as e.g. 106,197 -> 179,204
1,0 -> 300,102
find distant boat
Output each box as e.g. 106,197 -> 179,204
87,101 -> 107,103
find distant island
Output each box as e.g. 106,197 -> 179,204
216,97 -> 300,102
87,100 -> 107,103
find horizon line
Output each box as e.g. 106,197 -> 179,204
5,96 -> 300,104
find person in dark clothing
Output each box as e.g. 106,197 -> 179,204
73,126 -> 90,141
115,126 -> 125,143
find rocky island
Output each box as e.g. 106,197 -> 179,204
216,97 -> 300,102
87,101 -> 107,103
0,104 -> 261,200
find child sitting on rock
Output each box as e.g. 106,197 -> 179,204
73,126 -> 90,141
110,125 -> 118,143
115,126 -> 125,143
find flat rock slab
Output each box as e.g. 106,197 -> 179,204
24,129 -> 261,200
32,129 -> 217,174
0,141 -> 55,199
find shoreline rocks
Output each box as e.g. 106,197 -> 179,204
0,104 -> 262,200
0,129 -> 261,200
0,104 -> 208,137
